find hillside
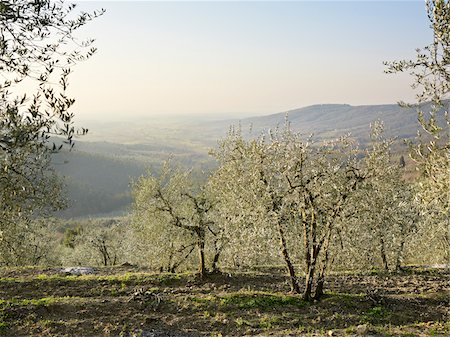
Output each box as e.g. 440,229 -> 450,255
52,151 -> 147,218
242,104 -> 418,142
55,103 -> 420,218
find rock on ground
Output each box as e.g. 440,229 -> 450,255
60,267 -> 96,275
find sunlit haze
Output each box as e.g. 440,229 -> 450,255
70,1 -> 430,121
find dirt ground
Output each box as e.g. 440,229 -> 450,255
0,266 -> 448,336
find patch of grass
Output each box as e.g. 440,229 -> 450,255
369,268 -> 386,276
0,277 -> 21,283
153,272 -> 184,286
408,321 -> 450,336
0,296 -> 74,308
107,277 -> 134,295
0,321 -> 8,335
103,272 -> 142,284
100,272 -> 186,286
429,327 -> 446,336
219,291 -> 307,310
189,295 -> 216,308
258,315 -> 281,330
345,326 -> 356,334
297,324 -> 315,334
235,317 -> 251,327
325,292 -> 364,308
38,319 -> 54,328
22,297 -> 55,306
428,291 -> 450,302
372,325 -> 395,337
35,274 -> 79,282
363,306 -> 390,323
33,272 -> 147,285
189,291 -> 307,313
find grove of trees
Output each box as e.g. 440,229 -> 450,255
0,0 -> 447,304
125,0 -> 449,301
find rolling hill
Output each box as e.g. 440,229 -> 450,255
55,103 -> 421,218
241,103 -> 418,141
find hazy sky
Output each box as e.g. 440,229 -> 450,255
69,1 -> 431,120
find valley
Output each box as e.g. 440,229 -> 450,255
55,103 -> 419,218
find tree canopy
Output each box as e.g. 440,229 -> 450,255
0,0 -> 103,265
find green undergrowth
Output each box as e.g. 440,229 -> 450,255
218,291 -> 307,309
363,305 -> 391,323
2,271 -> 191,286
0,296 -> 76,308
190,291 -> 308,312
0,277 -> 25,283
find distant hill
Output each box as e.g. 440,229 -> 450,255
55,103 -> 421,218
78,103 -> 421,146
238,103 -> 419,142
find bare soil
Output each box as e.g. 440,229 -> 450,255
0,266 -> 448,336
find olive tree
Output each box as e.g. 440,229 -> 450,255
384,0 -> 449,260
0,1 -> 103,264
212,123 -> 364,301
334,121 -> 418,272
62,219 -> 125,267
0,216 -> 62,266
0,148 -> 65,265
0,0 -> 104,152
132,164 -> 222,276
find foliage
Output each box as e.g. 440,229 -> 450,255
131,163 -> 222,275
384,0 -> 449,211
384,0 -> 449,261
0,150 -> 65,265
0,0 -> 103,157
0,1 -> 103,265
211,123 -> 365,300
334,121 -> 418,272
62,218 -> 125,267
63,226 -> 84,249
0,217 -> 61,266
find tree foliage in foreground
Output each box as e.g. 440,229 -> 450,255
385,0 -> 449,260
0,0 -> 103,265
